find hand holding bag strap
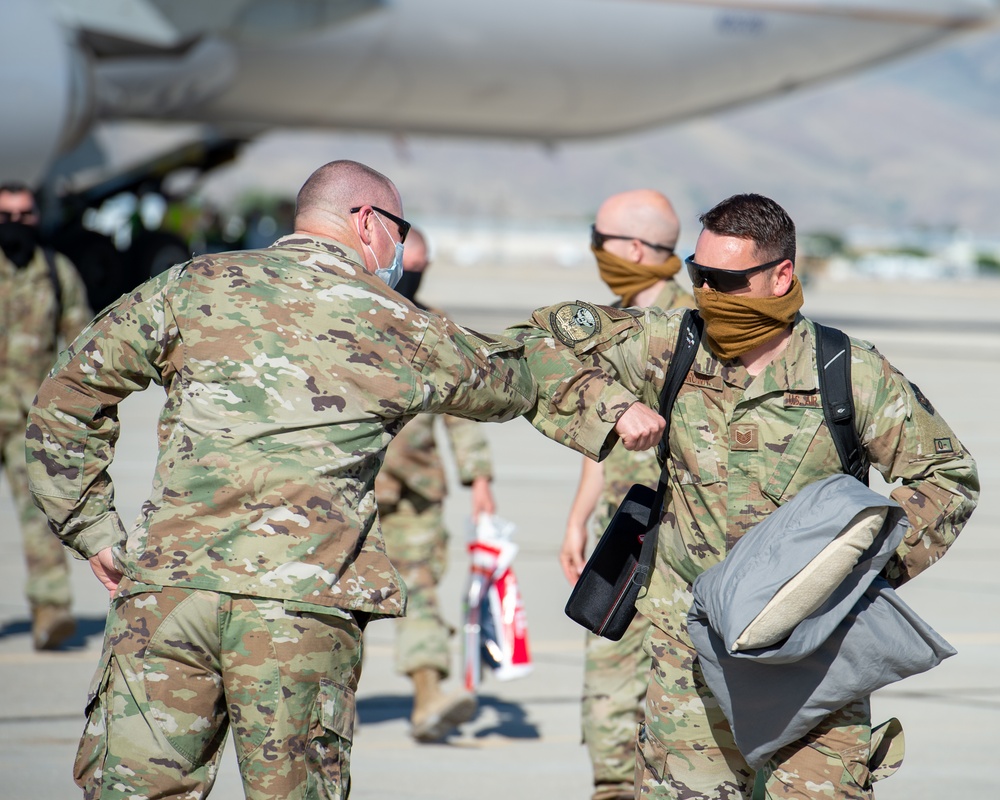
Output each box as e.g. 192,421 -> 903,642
637,310 -> 705,580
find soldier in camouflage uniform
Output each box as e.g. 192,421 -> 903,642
508,193 -> 979,799
375,227 -> 495,741
0,182 -> 92,650
561,190 -> 693,800
24,161 -> 536,800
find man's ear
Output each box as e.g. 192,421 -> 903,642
773,259 -> 795,296
355,207 -> 374,246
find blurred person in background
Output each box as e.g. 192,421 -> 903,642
0,181 -> 92,650
560,189 -> 690,800
375,227 -> 495,742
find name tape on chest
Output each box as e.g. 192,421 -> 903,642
783,392 -> 821,409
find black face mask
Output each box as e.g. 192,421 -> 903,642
0,222 -> 40,269
395,269 -> 424,304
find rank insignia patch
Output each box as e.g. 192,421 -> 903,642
730,423 -> 759,451
934,438 -> 954,454
550,302 -> 602,347
910,382 -> 935,415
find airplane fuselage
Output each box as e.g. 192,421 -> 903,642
0,0 -> 997,182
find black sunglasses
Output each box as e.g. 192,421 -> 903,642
685,255 -> 786,292
350,205 -> 411,244
0,209 -> 38,224
591,224 -> 673,255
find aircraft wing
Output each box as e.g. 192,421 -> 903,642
1,0 -> 998,184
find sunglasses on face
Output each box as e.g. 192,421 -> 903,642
0,210 -> 38,224
685,255 -> 786,292
590,224 -> 673,255
350,205 -> 411,244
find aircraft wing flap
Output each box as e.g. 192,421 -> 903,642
53,0 -> 183,49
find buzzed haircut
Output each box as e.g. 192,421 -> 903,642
699,193 -> 796,264
0,181 -> 35,197
294,160 -> 397,225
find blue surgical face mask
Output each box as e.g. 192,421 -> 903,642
366,213 -> 404,289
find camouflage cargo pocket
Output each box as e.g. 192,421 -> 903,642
761,408 -> 825,503
836,740 -> 872,791
73,647 -> 112,790
307,678 -> 356,800
635,721 -> 669,791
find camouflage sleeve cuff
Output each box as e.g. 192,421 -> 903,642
458,468 -> 493,485
576,384 -> 641,460
884,480 -> 965,585
63,515 -> 127,561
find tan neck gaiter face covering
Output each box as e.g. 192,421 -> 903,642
694,276 -> 804,360
593,246 -> 681,306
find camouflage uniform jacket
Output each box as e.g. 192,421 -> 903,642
26,235 -> 535,618
0,247 -> 91,427
507,303 -> 979,644
600,280 -> 694,513
375,413 -> 492,507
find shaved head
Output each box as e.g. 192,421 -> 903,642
294,160 -> 401,230
595,189 -> 679,263
596,190 -> 679,246
293,160 -> 403,272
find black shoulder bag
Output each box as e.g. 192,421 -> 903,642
564,310 -> 703,640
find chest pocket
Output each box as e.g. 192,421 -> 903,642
667,378 -> 723,486
761,407 -> 838,503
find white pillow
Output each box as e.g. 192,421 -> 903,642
731,507 -> 887,651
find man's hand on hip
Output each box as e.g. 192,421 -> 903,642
89,548 -> 123,597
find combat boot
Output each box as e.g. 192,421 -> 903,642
409,667 -> 477,743
31,604 -> 76,651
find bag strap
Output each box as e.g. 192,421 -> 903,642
631,310 -> 702,586
814,322 -> 868,485
43,248 -> 64,339
647,309 -> 703,524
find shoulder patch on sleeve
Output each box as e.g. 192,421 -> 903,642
550,302 -> 603,347
910,381 -> 936,415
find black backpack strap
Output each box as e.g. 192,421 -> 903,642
43,248 -> 64,338
815,322 -> 868,485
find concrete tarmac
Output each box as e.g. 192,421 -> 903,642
1,261 -> 997,799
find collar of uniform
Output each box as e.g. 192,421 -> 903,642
741,314 -> 819,402
654,280 -> 680,309
0,246 -> 44,277
271,233 -> 364,273
691,313 -> 817,397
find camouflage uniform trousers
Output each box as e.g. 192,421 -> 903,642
636,627 -> 875,800
583,610 -> 652,800
75,581 -> 364,800
0,422 -> 70,607
380,490 -> 452,677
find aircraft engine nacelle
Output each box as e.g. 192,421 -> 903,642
0,0 -> 94,185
